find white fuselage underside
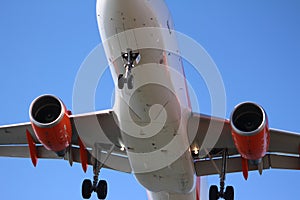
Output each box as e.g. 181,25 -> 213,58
97,1 -> 198,199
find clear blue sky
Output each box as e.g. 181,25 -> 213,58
0,0 -> 300,199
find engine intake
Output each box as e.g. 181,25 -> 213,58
231,102 -> 265,135
31,95 -> 63,126
230,102 -> 270,161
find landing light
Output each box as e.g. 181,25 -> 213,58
120,145 -> 125,151
193,147 -> 199,155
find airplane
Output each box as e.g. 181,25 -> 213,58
0,0 -> 300,200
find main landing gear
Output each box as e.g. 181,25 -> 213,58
118,49 -> 140,90
209,149 -> 234,200
82,157 -> 108,199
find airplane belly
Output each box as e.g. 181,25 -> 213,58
96,0 -> 195,197
134,151 -> 196,194
115,72 -> 195,193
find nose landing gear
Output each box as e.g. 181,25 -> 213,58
118,49 -> 140,90
118,74 -> 134,90
209,149 -> 234,200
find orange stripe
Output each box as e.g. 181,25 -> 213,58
196,177 -> 201,200
181,62 -> 192,109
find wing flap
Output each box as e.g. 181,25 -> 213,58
195,154 -> 300,177
0,146 -> 58,158
71,147 -> 132,173
0,145 -> 132,173
269,154 -> 300,170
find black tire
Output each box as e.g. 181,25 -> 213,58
209,185 -> 219,200
118,74 -> 124,89
225,186 -> 234,200
127,75 -> 134,89
82,179 -> 92,199
96,180 -> 108,199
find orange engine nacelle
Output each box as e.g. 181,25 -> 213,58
230,102 -> 270,161
29,95 -> 72,156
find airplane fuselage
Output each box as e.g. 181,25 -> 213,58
97,0 -> 197,199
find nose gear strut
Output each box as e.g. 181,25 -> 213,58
118,49 -> 140,90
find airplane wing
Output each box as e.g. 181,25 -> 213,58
0,110 -> 132,173
188,112 -> 300,177
1,108 -> 299,177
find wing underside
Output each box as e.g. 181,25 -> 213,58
0,110 -> 132,174
0,111 -> 299,176
188,113 -> 300,176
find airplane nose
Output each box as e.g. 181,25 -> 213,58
97,0 -> 161,38
97,0 -> 173,34
97,0 -> 148,20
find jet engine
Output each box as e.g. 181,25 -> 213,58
29,95 -> 72,156
230,102 -> 270,161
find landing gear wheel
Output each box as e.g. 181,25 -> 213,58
96,180 -> 108,199
82,179 -> 92,199
127,74 -> 134,89
209,185 -> 219,200
118,74 -> 125,89
224,186 -> 234,200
